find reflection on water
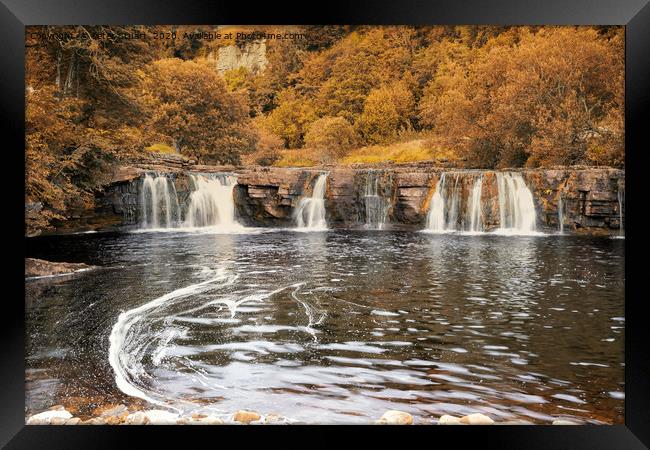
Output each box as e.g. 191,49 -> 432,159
26,230 -> 624,424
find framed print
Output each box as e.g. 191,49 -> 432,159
2,0 -> 648,448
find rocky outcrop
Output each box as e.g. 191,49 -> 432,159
42,163 -> 624,235
25,258 -> 95,278
522,167 -> 624,232
233,167 -> 314,226
214,41 -> 268,74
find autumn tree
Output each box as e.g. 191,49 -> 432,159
141,58 -> 257,164
304,116 -> 357,162
263,88 -> 316,148
241,122 -> 285,166
419,26 -> 624,168
356,82 -> 415,144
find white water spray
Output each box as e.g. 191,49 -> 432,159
558,192 -> 564,234
426,173 -> 482,232
496,172 -> 537,234
108,268 -> 236,410
184,174 -> 241,229
445,174 -> 462,230
426,174 -> 447,232
140,174 -> 181,228
466,176 -> 483,232
294,174 -> 328,230
617,188 -> 624,236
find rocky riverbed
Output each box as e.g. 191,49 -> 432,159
26,404 -> 585,425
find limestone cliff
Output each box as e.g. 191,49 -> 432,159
212,41 -> 268,74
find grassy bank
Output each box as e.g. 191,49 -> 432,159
273,139 -> 459,167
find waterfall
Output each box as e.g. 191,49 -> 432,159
138,172 -> 240,230
426,174 -> 447,231
617,188 -> 624,236
294,174 -> 328,230
426,173 -> 482,233
184,174 -> 240,229
140,174 -> 181,229
364,170 -> 389,230
496,172 -> 537,234
446,174 -> 462,230
557,193 -> 564,234
466,176 -> 483,233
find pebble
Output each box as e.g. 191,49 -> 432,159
50,417 -> 67,425
438,414 -> 462,425
264,414 -> 284,424
498,419 -> 533,425
552,419 -> 581,425
233,410 -> 262,424
377,410 -> 413,425
193,416 -> 224,425
141,410 -> 180,425
459,413 -> 494,425
125,411 -> 149,425
26,409 -> 73,425
82,417 -> 106,425
100,404 -> 129,418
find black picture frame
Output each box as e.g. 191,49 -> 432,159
3,1 -> 648,448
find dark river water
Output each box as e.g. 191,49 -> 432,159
25,229 -> 625,424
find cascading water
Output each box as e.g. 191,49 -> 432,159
184,174 -> 241,229
466,176 -> 483,233
364,171 -> 389,230
557,193 -> 564,234
138,172 -> 241,230
140,174 -> 181,229
426,174 -> 447,232
294,174 -> 328,230
617,188 -> 624,236
426,173 -> 482,233
496,172 -> 537,234
446,174 -> 462,230
426,171 -> 536,235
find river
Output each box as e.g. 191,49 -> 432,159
25,228 -> 624,424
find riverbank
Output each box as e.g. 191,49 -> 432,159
25,258 -> 95,279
